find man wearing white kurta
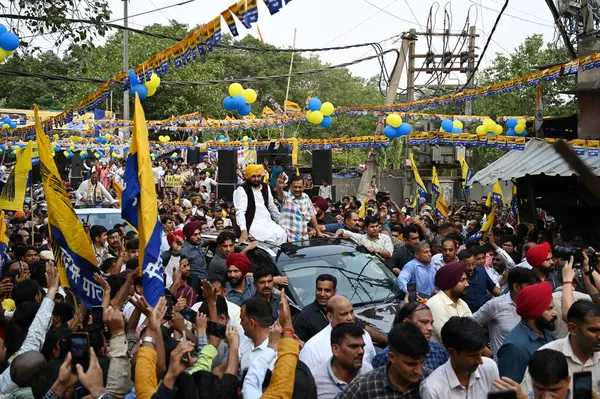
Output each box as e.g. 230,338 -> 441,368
299,295 -> 376,369
233,164 -> 286,245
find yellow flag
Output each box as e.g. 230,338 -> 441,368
435,193 -> 450,220
358,196 -> 368,219
458,153 -> 472,194
113,180 -> 123,203
485,192 -> 492,208
284,100 -> 302,112
0,142 -> 33,211
409,152 -> 427,198
481,205 -> 497,237
35,105 -> 102,307
431,166 -> 441,196
0,211 -> 8,270
492,181 -> 505,206
261,106 -> 275,117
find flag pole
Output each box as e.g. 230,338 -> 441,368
30,184 -> 34,245
281,28 -> 297,138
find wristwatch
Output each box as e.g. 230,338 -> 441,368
142,336 -> 156,347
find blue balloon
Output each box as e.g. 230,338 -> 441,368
397,123 -> 412,136
506,129 -> 516,137
320,116 -> 333,128
247,138 -> 253,142
219,135 -> 225,140
233,95 -> 246,109
0,32 -> 19,51
384,125 -> 397,138
223,96 -> 235,111
131,84 -> 148,100
506,119 -> 518,129
0,25 -> 7,36
238,102 -> 252,116
224,137 -> 230,142
129,69 -> 141,86
9,122 -> 16,129
451,127 -> 462,133
307,97 -> 322,112
441,119 -> 454,132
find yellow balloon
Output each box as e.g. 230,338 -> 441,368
321,102 -> 335,116
386,114 -> 402,128
95,153 -> 100,158
517,118 -> 526,126
453,120 -> 463,130
309,110 -> 324,125
243,135 -> 249,142
149,73 -> 160,88
165,136 -> 170,142
242,89 -> 257,104
515,124 -> 525,134
228,83 -> 244,97
63,151 -> 70,157
0,49 -> 7,63
146,83 -> 157,97
494,124 -> 503,135
483,118 -> 495,131
476,125 -> 485,135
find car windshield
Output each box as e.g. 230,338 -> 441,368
77,212 -> 124,229
279,251 -> 401,308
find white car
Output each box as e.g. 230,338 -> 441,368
74,208 -> 125,229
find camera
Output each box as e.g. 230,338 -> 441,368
553,246 -> 598,269
376,191 -> 391,203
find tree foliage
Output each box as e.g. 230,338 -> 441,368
0,0 -> 111,52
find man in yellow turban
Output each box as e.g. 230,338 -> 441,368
233,164 -> 286,245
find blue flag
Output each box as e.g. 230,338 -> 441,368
122,95 -> 165,306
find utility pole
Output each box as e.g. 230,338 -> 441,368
407,29 -> 417,103
465,25 -> 477,116
356,34 -> 411,200
123,0 -> 130,126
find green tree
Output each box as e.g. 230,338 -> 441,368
0,0 -> 111,52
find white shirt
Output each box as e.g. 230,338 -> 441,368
239,335 -> 272,374
75,179 -> 116,206
299,324 -> 376,370
552,289 -> 592,339
200,177 -> 217,194
516,259 -> 533,270
342,231 -> 394,256
152,166 -> 163,184
427,290 -> 472,344
521,336 -> 600,394
313,356 -> 372,399
431,254 -> 457,272
233,185 -> 281,232
420,357 -> 499,399
191,299 -> 241,325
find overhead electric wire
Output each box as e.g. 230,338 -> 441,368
0,48 -> 402,87
466,0 -> 554,28
108,0 -> 195,23
457,0 -> 509,93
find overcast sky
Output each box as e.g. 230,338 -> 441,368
41,0 -> 558,88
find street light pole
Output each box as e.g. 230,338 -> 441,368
123,0 -> 130,127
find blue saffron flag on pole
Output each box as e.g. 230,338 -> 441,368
122,94 -> 165,306
35,105 -> 103,308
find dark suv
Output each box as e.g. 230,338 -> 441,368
204,236 -> 402,335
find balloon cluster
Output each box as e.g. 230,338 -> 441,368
97,134 -> 113,144
242,135 -> 253,143
218,134 -> 230,143
440,119 -> 464,133
130,70 -> 161,101
0,144 -> 7,154
505,118 -> 527,137
306,97 -> 334,128
0,24 -> 19,63
224,83 -> 257,117
170,152 -> 178,159
158,135 -> 171,142
475,118 -> 503,135
1,116 -> 16,130
383,114 -> 412,138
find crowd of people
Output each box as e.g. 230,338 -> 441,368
0,155 -> 598,399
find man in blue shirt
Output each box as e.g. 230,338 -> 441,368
397,241 -> 437,298
371,301 -> 448,370
497,281 -> 557,383
267,157 -> 283,189
462,248 -> 502,312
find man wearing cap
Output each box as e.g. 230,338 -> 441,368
497,282 -> 557,383
225,253 -> 256,306
180,221 -> 208,281
233,164 -> 286,245
312,196 -> 336,225
525,242 -> 558,289
426,261 -> 472,344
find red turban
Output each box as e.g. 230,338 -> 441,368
434,261 -> 466,291
311,196 -> 328,212
167,230 -> 185,247
183,221 -> 202,240
526,242 -> 551,268
516,282 -> 553,319
226,253 -> 251,277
